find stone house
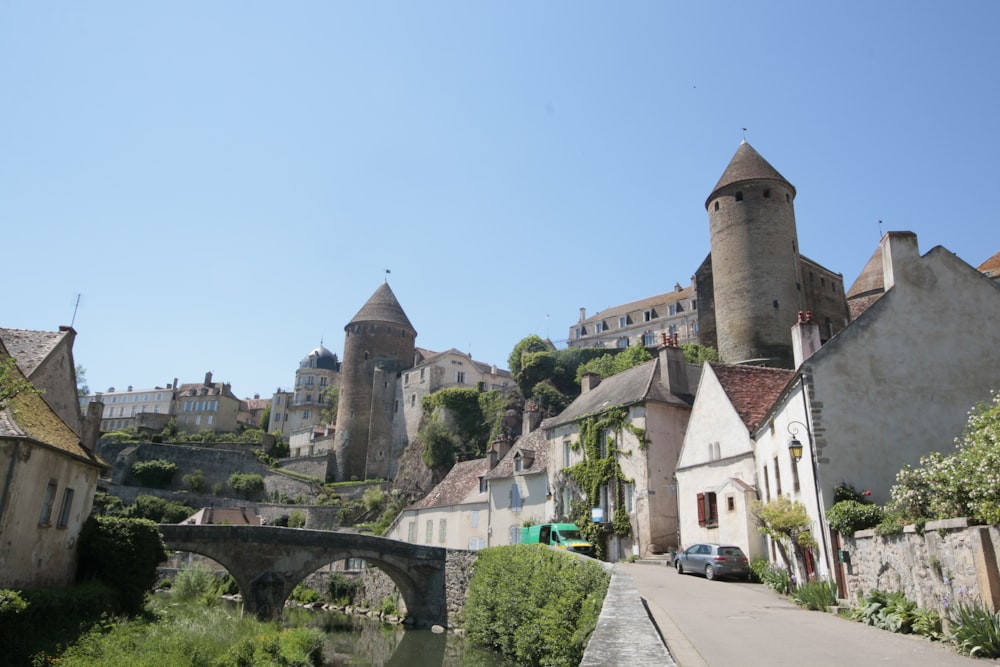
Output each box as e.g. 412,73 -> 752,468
543,343 -> 698,561
0,337 -> 107,589
267,344 -> 340,441
483,427 -> 551,547
674,363 -> 796,561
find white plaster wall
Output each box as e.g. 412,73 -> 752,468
488,473 -> 549,547
386,500 -> 489,551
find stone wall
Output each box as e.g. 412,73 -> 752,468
841,518 -> 1000,613
277,454 -> 333,481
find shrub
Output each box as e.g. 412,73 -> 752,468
327,572 -> 361,605
0,588 -> 28,616
290,583 -> 322,605
76,516 -> 167,614
749,558 -> 792,594
791,579 -> 837,611
463,544 -> 609,666
949,601 -> 1000,658
826,500 -> 884,535
287,510 -> 306,528
181,468 -> 208,493
172,563 -> 219,602
130,459 -> 178,488
130,494 -> 192,523
848,589 -> 918,633
227,473 -> 265,500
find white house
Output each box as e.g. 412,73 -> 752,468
483,428 -> 552,547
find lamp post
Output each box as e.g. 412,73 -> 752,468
787,420 -> 807,462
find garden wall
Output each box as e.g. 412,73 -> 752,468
841,518 -> 1000,615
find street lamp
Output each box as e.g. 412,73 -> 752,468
787,421 -> 807,462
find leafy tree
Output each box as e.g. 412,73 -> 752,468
130,495 -> 192,523
130,459 -> 178,488
419,418 -> 463,470
75,364 -> 90,398
76,516 -> 167,614
681,343 -> 719,364
227,473 -> 265,500
181,469 -> 208,493
753,496 -> 816,584
320,385 -> 339,425
258,402 -> 271,430
575,345 -> 653,381
508,335 -> 552,378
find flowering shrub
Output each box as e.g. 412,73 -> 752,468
887,391 -> 1000,524
826,500 -> 883,535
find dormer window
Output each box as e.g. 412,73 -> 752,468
479,477 -> 487,493
514,453 -> 523,472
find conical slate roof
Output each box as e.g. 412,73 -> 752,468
346,282 -> 415,332
706,141 -> 795,206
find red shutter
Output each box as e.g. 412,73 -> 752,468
697,493 -> 706,527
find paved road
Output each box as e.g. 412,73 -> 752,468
623,562 -> 993,667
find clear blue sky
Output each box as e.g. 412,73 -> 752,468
3,2 -> 999,400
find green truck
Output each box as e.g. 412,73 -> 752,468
520,523 -> 595,557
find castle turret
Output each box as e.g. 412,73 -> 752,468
706,141 -> 803,368
333,283 -> 416,481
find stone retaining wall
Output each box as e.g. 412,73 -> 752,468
841,518 -> 1000,614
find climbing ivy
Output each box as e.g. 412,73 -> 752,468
562,408 -> 646,553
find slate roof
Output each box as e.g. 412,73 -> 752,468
576,286 -> 694,327
408,458 -> 489,510
175,381 -> 238,399
0,340 -> 105,468
0,327 -> 69,377
707,141 -> 795,205
411,348 -> 511,377
347,282 -> 415,332
547,358 -> 690,428
484,428 -> 550,480
709,362 -> 797,433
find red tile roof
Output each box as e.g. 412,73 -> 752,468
709,363 -> 797,433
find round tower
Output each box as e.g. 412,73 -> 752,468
706,141 -> 803,368
333,282 -> 416,481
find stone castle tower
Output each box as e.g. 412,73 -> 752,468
705,141 -> 805,368
333,282 -> 416,481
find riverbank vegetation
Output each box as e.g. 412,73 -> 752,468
463,544 -> 609,666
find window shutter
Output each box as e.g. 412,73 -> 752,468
697,492 -> 706,527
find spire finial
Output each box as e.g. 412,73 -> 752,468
384,268 -> 391,283
741,127 -> 747,143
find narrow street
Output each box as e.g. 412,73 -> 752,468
623,562 -> 991,667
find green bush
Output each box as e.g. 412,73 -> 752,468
848,589 -> 918,633
181,468 -> 208,493
172,562 -> 219,602
749,558 -> 792,594
791,579 -> 837,611
949,601 -> 1000,657
290,583 -> 322,605
463,544 -> 609,666
130,459 -> 178,488
826,500 -> 884,535
76,516 -> 167,614
227,473 -> 265,500
327,572 -> 361,605
287,510 -> 307,528
129,494 -> 192,523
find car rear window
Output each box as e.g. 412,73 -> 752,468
719,547 -> 746,558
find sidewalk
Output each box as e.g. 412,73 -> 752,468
623,562 -> 993,667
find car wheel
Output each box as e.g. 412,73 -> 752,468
705,565 -> 715,580
675,561 -> 683,574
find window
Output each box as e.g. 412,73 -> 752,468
57,487 -> 72,527
407,521 -> 417,542
714,201 -> 719,211
669,304 -> 677,316
511,483 -> 522,512
643,331 -> 656,346
643,310 -> 653,322
774,457 -> 782,496
479,477 -> 487,493
510,526 -> 521,545
410,394 -> 416,407
39,480 -> 58,526
426,520 -> 433,544
726,495 -> 736,511
624,483 -> 634,513
469,537 -> 486,550
514,453 -> 523,472
207,415 -> 214,425
471,510 -> 479,528
696,492 -> 719,527
404,373 -> 409,385
563,440 -> 571,467
420,368 -> 425,382
595,321 -> 604,333
735,191 -> 743,202
306,376 -> 314,387
439,519 -> 447,543
763,465 -> 771,501
616,337 -> 628,349
346,558 -> 365,571
619,316 -> 628,328
576,327 -> 584,339
764,189 -> 771,198
691,299 -> 697,310
456,371 -> 465,384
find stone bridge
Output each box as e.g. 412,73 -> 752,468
159,524 -> 450,626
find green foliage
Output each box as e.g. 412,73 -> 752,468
327,572 -> 362,605
0,355 -> 41,409
848,589 -> 919,634
290,583 -> 322,605
181,468 -> 208,493
130,459 -> 178,488
372,490 -> 408,536
92,490 -> 125,516
76,516 -> 167,615
680,343 -> 719,364
912,606 -> 944,640
380,595 -> 399,616
508,335 -> 552,378
269,439 -> 290,458
0,588 -> 28,616
749,558 -> 792,594
129,494 -> 192,523
227,473 -> 265,500
753,496 -> 815,577
76,364 -> 90,397
463,544 -> 610,667
530,380 -> 571,414
887,390 -> 1000,525
259,402 -> 272,430
53,596 -> 325,667
362,486 -> 385,512
826,500 -> 884,535
832,482 -> 873,504
574,345 -> 652,382
319,385 -> 339,425
423,387 -> 483,441
508,335 -> 608,412
419,417 -> 463,470
791,579 -> 837,611
949,601 -> 1000,657
287,510 -> 306,528
172,562 -> 220,602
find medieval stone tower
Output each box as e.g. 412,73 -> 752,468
705,141 -> 805,368
333,282 -> 416,481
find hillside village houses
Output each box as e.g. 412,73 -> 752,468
0,328 -> 107,589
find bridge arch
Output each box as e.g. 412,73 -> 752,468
159,524 -> 448,626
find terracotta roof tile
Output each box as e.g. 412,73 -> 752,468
409,458 -> 489,510
709,363 -> 797,433
979,250 -> 1000,277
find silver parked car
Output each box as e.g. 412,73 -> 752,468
674,543 -> 750,581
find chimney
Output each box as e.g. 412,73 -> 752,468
579,307 -> 587,322
204,371 -> 213,386
488,437 -> 512,469
580,372 -> 601,394
173,378 -> 178,390
658,339 -> 689,396
81,399 -> 104,453
792,311 -> 822,367
880,231 -> 919,291
522,403 -> 542,435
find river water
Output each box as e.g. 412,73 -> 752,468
281,607 -> 513,667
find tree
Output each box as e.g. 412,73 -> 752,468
680,344 -> 719,365
320,385 -> 339,425
419,418 -> 463,470
258,402 -> 271,430
575,345 -> 653,382
75,364 -> 90,398
508,335 -> 552,378
753,496 -> 816,584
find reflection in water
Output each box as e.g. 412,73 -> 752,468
283,607 -> 511,667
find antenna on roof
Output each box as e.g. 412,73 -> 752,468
71,293 -> 82,328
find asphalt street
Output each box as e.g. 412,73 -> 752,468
623,562 -> 994,667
